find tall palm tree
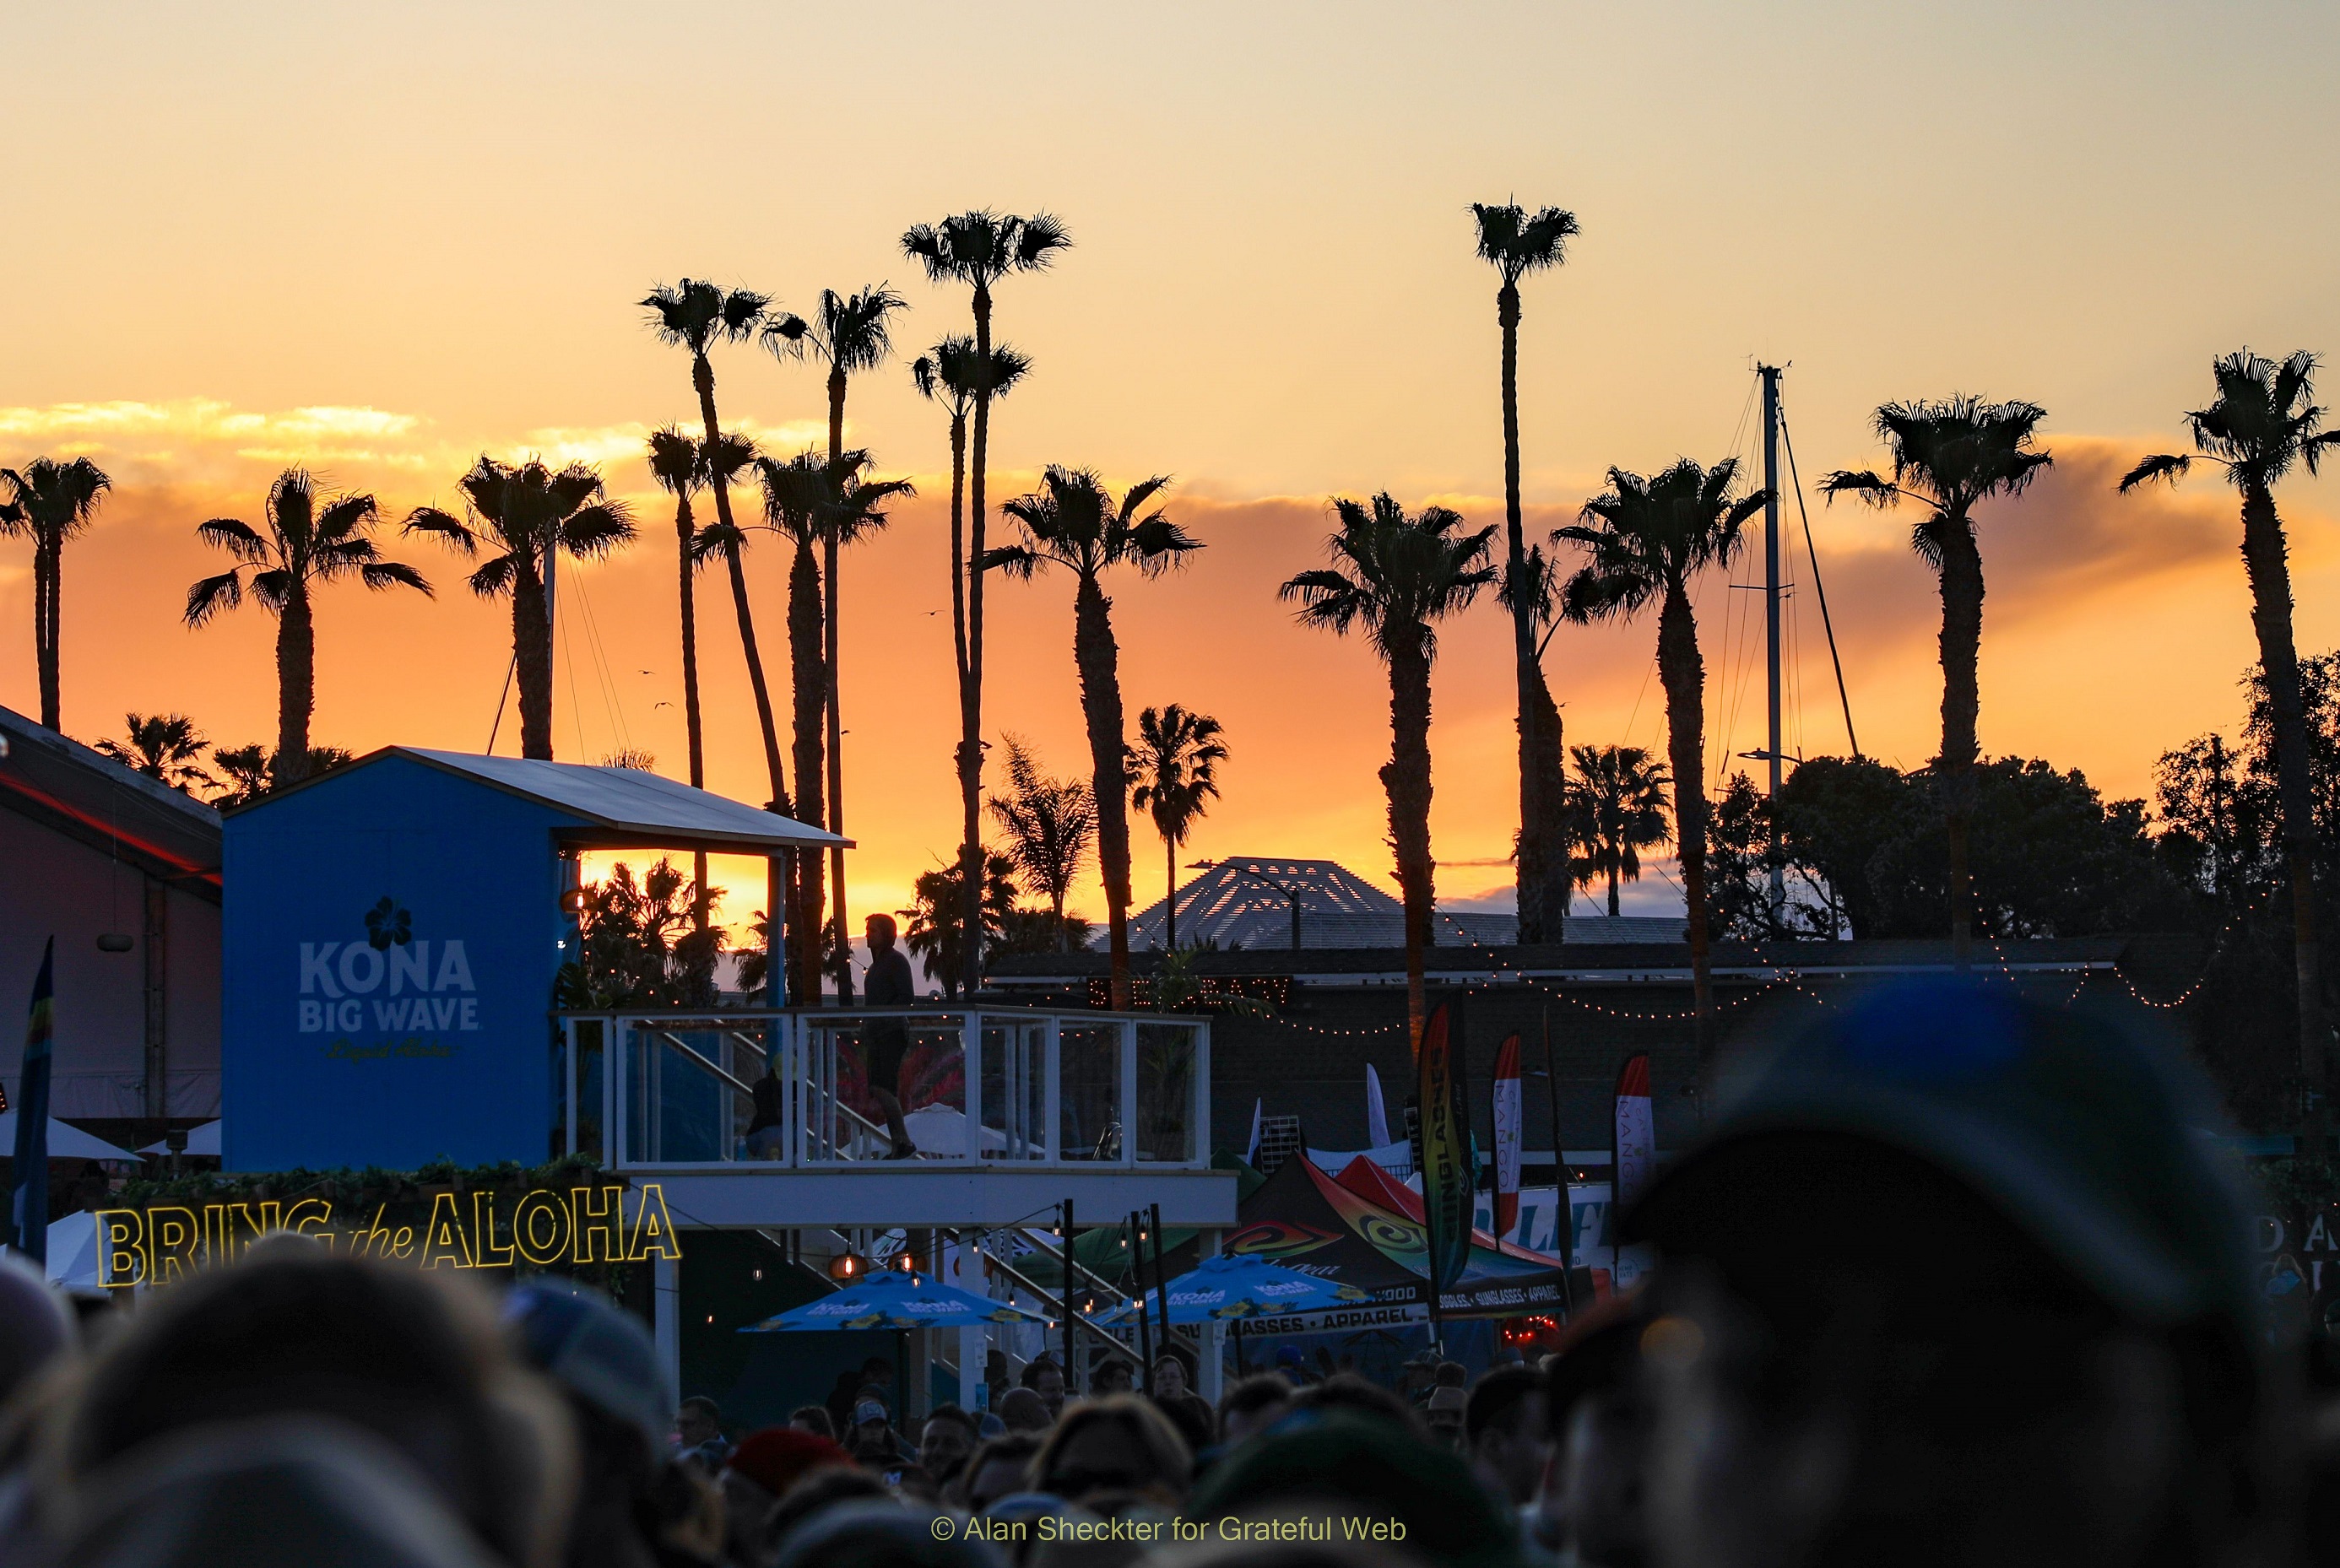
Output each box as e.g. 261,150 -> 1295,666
1567,743 -> 1671,917
985,467 -> 1197,1008
0,457 -> 111,731
641,281 -> 794,823
1471,202 -> 1580,946
647,427 -> 715,930
987,734 -> 1096,953
756,450 -> 915,1000
768,284 -> 910,1001
1557,459 -> 1769,1060
901,212 -> 1071,996
2121,350 -> 2340,1084
1822,398 -> 2050,968
1129,705 -> 1229,950
1281,495 -> 1495,1048
183,468 -> 432,788
404,457 -> 635,760
96,713 -> 216,795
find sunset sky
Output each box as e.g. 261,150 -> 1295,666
5,2 -> 2337,938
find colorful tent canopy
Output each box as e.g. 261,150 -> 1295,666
738,1269 -> 1055,1333
1223,1153 -> 1571,1318
1099,1252 -> 1374,1324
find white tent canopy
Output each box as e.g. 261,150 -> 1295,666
137,1119 -> 221,1157
0,1112 -> 141,1162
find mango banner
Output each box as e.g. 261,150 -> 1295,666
90,1182 -> 680,1290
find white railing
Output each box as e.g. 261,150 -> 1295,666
553,1008 -> 1211,1173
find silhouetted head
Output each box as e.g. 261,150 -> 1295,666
865,913 -> 897,950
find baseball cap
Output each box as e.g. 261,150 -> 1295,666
852,1400 -> 891,1427
1624,977 -> 2256,1333
729,1428 -> 849,1499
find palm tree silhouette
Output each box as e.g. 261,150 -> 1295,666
987,734 -> 1096,953
768,284 -> 910,1001
647,427 -> 717,930
209,743 -> 274,806
901,211 -> 1071,997
1129,705 -> 1229,951
985,466 -> 1197,1008
0,456 -> 111,731
1281,495 -> 1496,1048
1471,202 -> 1580,946
1567,744 -> 1671,917
757,450 -> 914,1000
96,713 -> 217,795
184,468 -> 431,788
642,280 -> 793,820
1557,459 -> 1770,1059
404,457 -> 635,760
2121,350 -> 2340,1084
1822,398 -> 2051,968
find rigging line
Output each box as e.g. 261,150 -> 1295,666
567,563 -> 634,755
485,652 -> 517,755
561,573 -> 589,762
1778,400 -> 1862,760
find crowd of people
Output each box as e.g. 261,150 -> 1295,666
2,976 -> 2336,1568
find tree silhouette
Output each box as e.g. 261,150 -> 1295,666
986,466 -> 1198,1008
185,468 -> 431,788
96,712 -> 216,795
2121,349 -> 2340,1086
987,734 -> 1096,952
768,284 -> 910,1001
1281,494 -> 1495,1048
404,457 -> 634,760
1471,201 -> 1580,945
1823,397 -> 2051,968
642,281 -> 793,834
1129,704 -> 1229,950
756,450 -> 914,999
1566,743 -> 1671,917
901,211 -> 1070,997
0,457 -> 111,731
1557,459 -> 1769,1060
900,852 -> 1017,1002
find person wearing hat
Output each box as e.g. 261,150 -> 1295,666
723,1428 -> 851,1565
844,1397 -> 923,1490
1628,979 -> 2283,1568
1423,1386 -> 1469,1449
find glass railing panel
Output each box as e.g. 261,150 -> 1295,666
803,1013 -> 967,1162
978,1020 -> 1049,1161
1135,1021 -> 1199,1164
1059,1023 -> 1124,1161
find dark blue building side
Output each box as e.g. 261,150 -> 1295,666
223,754 -> 571,1171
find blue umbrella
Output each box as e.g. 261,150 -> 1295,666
739,1269 -> 1055,1333
1102,1253 -> 1373,1324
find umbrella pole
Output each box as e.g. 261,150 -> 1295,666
1129,1211 -> 1154,1392
1060,1199 -> 1078,1395
1150,1203 -> 1173,1379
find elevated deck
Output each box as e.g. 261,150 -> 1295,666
554,1007 -> 1239,1228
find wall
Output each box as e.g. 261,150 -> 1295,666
223,755 -> 572,1171
0,806 -> 220,1119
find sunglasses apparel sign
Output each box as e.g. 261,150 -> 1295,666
89,1181 -> 683,1289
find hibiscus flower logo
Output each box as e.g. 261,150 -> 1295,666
364,896 -> 413,950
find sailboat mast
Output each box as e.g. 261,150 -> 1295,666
1759,365 -> 1785,912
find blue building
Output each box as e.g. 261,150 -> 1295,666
221,749 -> 838,1172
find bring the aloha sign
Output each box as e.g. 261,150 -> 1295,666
90,1181 -> 681,1290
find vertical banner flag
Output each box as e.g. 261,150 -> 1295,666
1491,1034 -> 1523,1241
7,939 -> 56,1265
1416,1003 -> 1472,1290
1245,1099 -> 1263,1165
1611,1053 -> 1654,1290
1364,1064 -> 1390,1149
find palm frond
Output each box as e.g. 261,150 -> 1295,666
196,516 -> 273,564
469,553 -> 522,598
404,506 -> 479,554
311,491 -> 381,546
360,560 -> 432,596
249,569 -> 294,614
2116,453 -> 2191,493
977,544 -> 1048,580
1817,470 -> 1898,506
182,570 -> 246,627
559,502 -> 636,559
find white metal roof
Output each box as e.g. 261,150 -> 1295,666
279,749 -> 849,853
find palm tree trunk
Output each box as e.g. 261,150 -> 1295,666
675,492 -> 708,931
826,366 -> 854,1003
1166,836 -> 1178,952
1051,888 -> 1069,953
696,352 -> 794,1000
1609,865 -> 1621,919
37,533 -> 60,731
514,564 -> 554,761
1657,586 -> 1713,1061
1383,630 -> 1436,1052
274,580 -> 316,788
2240,478 -> 2326,1088
961,282 -> 995,1000
1498,283 -> 1570,946
1075,575 -> 1135,1008
1936,527 -> 1984,971
788,537 -> 828,1003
